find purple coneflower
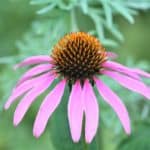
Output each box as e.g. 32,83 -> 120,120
4,32 -> 150,143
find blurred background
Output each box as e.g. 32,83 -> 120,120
0,0 -> 150,150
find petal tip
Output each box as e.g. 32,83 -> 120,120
13,117 -> 21,127
4,103 -> 10,110
13,109 -> 23,126
126,128 -> 131,135
33,125 -> 42,138
33,130 -> 41,138
85,133 -> 95,144
72,138 -> 80,143
13,120 -> 19,127
13,116 -> 21,127
71,135 -> 81,143
85,136 -> 92,144
124,124 -> 131,135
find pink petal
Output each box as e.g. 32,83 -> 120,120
95,77 -> 131,134
106,52 -> 118,59
132,68 -> 150,78
14,55 -> 51,69
13,75 -> 55,126
68,81 -> 84,142
102,61 -> 140,80
102,70 -> 150,99
17,64 -> 52,86
83,80 -> 99,143
33,79 -> 66,138
4,73 -> 50,110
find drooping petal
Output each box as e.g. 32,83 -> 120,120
106,52 -> 118,59
95,77 -> 131,134
17,64 -> 52,86
68,81 -> 84,142
33,79 -> 66,138
83,80 -> 99,143
102,70 -> 150,99
102,61 -> 140,80
4,73 -> 50,109
13,75 -> 55,126
14,55 -> 51,69
132,68 -> 150,78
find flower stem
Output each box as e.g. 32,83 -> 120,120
70,8 -> 79,32
83,140 -> 89,150
82,116 -> 89,150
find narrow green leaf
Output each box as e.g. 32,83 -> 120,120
117,123 -> 150,150
126,2 -> 150,10
80,0 -> 88,14
111,2 -> 134,24
103,1 -> 113,28
30,0 -> 52,5
37,3 -> 56,14
102,39 -> 118,47
107,25 -> 124,42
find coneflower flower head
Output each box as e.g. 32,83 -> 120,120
5,32 -> 150,143
51,32 -> 107,84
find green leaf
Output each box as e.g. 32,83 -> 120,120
126,1 -> 150,10
37,3 -> 56,14
102,1 -> 113,28
106,25 -> 124,42
80,0 -> 88,14
102,39 -> 118,47
30,0 -> 52,5
117,123 -> 150,150
111,2 -> 135,24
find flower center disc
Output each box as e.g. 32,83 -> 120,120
51,32 -> 107,82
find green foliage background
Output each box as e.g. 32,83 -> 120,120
0,0 -> 150,150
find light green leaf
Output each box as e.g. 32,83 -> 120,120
111,2 -> 135,24
37,3 -> 56,14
